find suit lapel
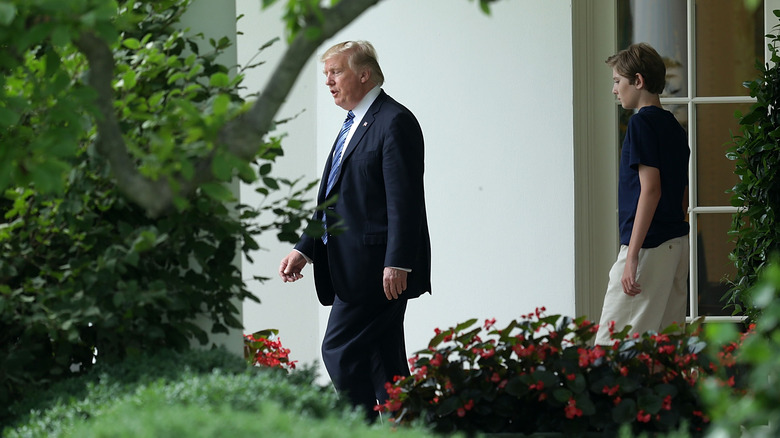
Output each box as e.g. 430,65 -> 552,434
339,90 -> 387,167
329,91 -> 386,188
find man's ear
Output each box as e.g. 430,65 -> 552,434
360,69 -> 371,84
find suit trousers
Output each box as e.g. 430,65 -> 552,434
595,235 -> 689,345
321,295 -> 410,418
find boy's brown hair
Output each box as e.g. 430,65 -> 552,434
606,42 -> 666,95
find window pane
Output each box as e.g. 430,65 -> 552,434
617,0 -> 688,97
695,103 -> 750,206
695,213 -> 736,317
695,0 -> 764,97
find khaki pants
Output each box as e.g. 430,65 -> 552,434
595,236 -> 689,345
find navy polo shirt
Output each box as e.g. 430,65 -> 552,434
618,106 -> 690,248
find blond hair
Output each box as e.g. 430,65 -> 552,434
321,40 -> 385,87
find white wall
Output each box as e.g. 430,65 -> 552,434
238,0 -> 575,377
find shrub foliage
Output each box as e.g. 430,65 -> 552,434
2,348 -> 374,438
0,0 -> 315,420
726,9 -> 780,320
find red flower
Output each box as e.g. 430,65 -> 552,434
564,397 -> 583,419
245,334 -> 297,371
602,384 -> 619,396
662,395 -> 672,411
408,354 -> 419,369
577,348 -> 590,367
514,343 -> 536,359
484,318 -> 496,329
479,348 -> 495,359
414,365 -> 428,380
577,345 -> 605,368
637,410 -> 651,423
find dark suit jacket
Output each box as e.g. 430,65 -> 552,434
295,90 -> 432,305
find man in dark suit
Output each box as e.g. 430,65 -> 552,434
279,40 -> 431,419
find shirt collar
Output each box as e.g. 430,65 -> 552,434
350,85 -> 381,124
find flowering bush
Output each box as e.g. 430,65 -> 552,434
379,309 -> 717,436
700,261 -> 780,437
243,329 -> 297,372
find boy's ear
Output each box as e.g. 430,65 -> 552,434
634,73 -> 646,89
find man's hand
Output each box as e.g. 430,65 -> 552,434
279,251 -> 307,283
383,267 -> 408,300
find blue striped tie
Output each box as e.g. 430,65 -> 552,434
326,111 -> 354,195
323,111 -> 354,243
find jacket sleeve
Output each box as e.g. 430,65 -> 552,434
381,110 -> 425,268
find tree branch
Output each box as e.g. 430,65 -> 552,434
78,0 -> 382,217
75,31 -> 174,217
218,0 -> 382,159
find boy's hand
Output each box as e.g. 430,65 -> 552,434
621,254 -> 641,296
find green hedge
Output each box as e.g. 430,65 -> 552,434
2,348 -> 439,438
64,401 -> 435,438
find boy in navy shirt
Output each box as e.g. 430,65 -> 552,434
595,43 -> 690,345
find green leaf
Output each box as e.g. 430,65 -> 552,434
427,329 -> 452,348
212,151 -> 233,181
637,391 -> 662,414
552,387 -> 572,403
131,230 -> 159,253
704,322 -> 739,345
262,177 -> 280,190
0,2 -> 16,26
121,69 -> 137,89
50,25 -> 71,48
0,106 -> 19,128
435,396 -> 462,416
123,38 -> 141,49
28,158 -> 68,193
576,393 -> 596,416
209,72 -> 229,87
200,182 -> 235,202
612,398 -> 637,423
454,318 -> 478,333
212,94 -> 230,116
